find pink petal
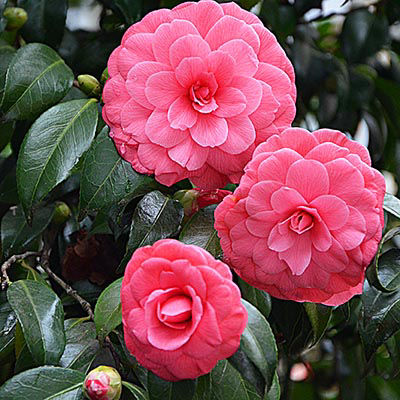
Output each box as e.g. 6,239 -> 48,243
120,99 -> 151,142
219,39 -> 259,77
268,224 -> 296,251
252,239 -> 287,273
270,187 -> 306,214
205,15 -> 260,54
311,219 -> 332,252
245,211 -> 278,238
214,87 -> 246,118
279,235 -> 312,275
137,143 -> 183,175
206,51 -> 235,87
305,142 -> 349,163
126,61 -> 171,110
310,195 -> 349,230
286,159 -> 329,202
189,114 -> 228,147
246,181 -> 282,214
172,0 -> 224,38
107,46 -> 121,77
249,82 -> 279,129
220,2 -> 262,25
313,238 -> 348,273
218,116 -> 255,154
168,95 -> 198,130
145,71 -> 185,109
175,57 -> 206,88
206,147 -> 251,175
127,308 -> 148,344
230,76 -> 263,115
190,164 -> 229,189
169,35 -> 211,69
145,110 -> 188,148
272,98 -> 296,131
278,128 -> 319,156
152,19 -> 199,64
168,137 -> 209,170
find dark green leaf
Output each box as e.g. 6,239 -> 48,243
1,205 -> 53,258
341,9 -> 388,64
263,373 -> 280,400
119,191 -> 184,272
0,1 -> 7,33
360,280 -> 400,361
0,366 -> 85,399
303,303 -> 332,346
16,99 -> 98,218
79,127 -> 159,216
0,293 -> 16,362
0,121 -> 14,153
238,278 -> 271,319
241,300 -> 277,390
59,320 -> 99,373
383,193 -> 400,220
122,381 -> 149,400
108,0 -> 141,24
179,205 -> 222,259
7,280 -> 65,365
0,43 -> 16,105
239,0 -> 260,10
94,278 -> 123,341
1,43 -> 73,120
14,343 -> 37,374
17,0 -> 68,48
369,248 -> 400,293
147,372 -> 196,400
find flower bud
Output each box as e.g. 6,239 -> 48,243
173,189 -> 199,217
101,68 -> 109,86
83,366 -> 121,400
77,75 -> 101,98
3,7 -> 28,31
52,201 -> 71,225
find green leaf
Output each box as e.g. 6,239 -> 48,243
0,121 -> 15,153
241,300 -> 277,391
16,99 -> 98,219
0,1 -> 8,33
238,278 -> 271,319
1,205 -> 53,258
0,43 -> 16,106
94,278 -> 123,341
303,303 -> 332,346
240,0 -> 260,10
341,9 -> 388,64
79,127 -> 159,216
147,372 -> 196,400
0,293 -> 16,362
1,43 -> 74,120
179,205 -> 222,258
383,193 -> 400,220
194,360 -> 261,400
263,373 -> 280,400
7,280 -> 65,365
59,320 -> 99,373
118,191 -> 184,272
17,0 -> 68,48
0,366 -> 85,399
360,280 -> 400,362
122,381 -> 149,400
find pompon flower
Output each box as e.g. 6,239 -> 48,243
120,239 -> 247,381
102,0 -> 296,189
215,128 -> 385,306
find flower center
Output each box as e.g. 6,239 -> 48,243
188,74 -> 218,114
159,295 -> 192,326
289,210 -> 314,234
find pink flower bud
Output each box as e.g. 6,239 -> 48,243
84,366 -> 121,400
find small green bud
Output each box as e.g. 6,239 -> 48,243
84,366 -> 122,400
3,7 -> 28,31
77,74 -> 102,98
52,201 -> 71,225
101,68 -> 109,86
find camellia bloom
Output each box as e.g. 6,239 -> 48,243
102,0 -> 296,188
215,128 -> 385,306
83,366 -> 122,400
120,239 -> 247,381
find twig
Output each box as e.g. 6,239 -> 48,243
40,248 -> 94,320
1,251 -> 40,290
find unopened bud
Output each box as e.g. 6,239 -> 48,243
52,201 -> 71,225
100,68 -> 109,86
77,74 -> 101,98
3,7 -> 28,31
173,189 -> 199,217
84,366 -> 122,400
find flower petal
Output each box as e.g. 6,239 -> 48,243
189,114 -> 228,147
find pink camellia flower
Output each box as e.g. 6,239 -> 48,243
120,239 -> 247,381
215,128 -> 385,306
102,0 -> 296,189
83,366 -> 121,400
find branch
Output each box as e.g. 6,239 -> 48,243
40,248 -> 95,320
1,251 -> 41,290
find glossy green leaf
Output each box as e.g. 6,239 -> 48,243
16,99 -> 98,219
119,191 -> 184,272
0,43 -> 16,106
1,43 -> 73,120
1,205 -> 53,258
17,0 -> 68,48
264,373 -> 280,400
94,278 -> 123,341
147,372 -> 196,400
79,127 -> 159,216
7,280 -> 65,365
0,366 -> 85,399
303,303 -> 332,346
360,280 -> 400,361
122,381 -> 149,400
241,300 -> 277,391
179,205 -> 222,258
0,292 -> 16,362
0,121 -> 15,153
238,278 -> 271,319
59,320 -> 99,373
341,9 -> 388,64
383,193 -> 400,220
